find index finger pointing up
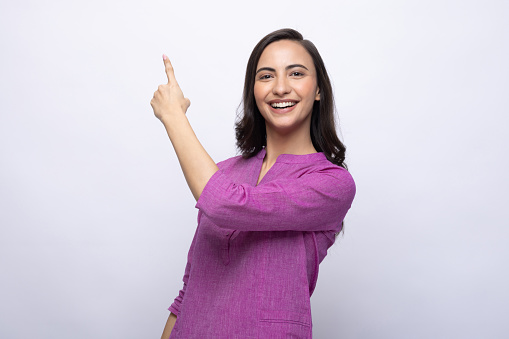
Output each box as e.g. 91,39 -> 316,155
163,54 -> 177,84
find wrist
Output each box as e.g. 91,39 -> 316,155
161,113 -> 192,141
160,110 -> 187,127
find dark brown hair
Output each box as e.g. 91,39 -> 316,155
235,28 -> 347,169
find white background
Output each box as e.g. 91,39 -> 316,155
1,0 -> 508,338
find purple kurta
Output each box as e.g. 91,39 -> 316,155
168,149 -> 356,338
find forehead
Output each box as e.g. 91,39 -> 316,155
257,40 -> 315,71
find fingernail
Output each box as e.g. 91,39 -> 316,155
162,54 -> 167,60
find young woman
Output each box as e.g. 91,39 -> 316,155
151,28 -> 356,339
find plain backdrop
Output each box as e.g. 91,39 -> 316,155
1,0 -> 508,338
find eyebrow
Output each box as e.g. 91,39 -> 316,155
255,64 -> 309,74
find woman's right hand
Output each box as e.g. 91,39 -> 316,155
150,54 -> 191,124
149,54 -> 218,201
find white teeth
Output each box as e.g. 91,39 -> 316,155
271,102 -> 296,108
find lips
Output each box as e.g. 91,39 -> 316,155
267,99 -> 299,113
270,101 -> 297,109
267,101 -> 298,114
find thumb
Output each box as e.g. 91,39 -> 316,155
184,98 -> 191,111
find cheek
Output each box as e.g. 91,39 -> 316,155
296,81 -> 318,116
253,84 -> 266,108
253,84 -> 263,101
298,81 -> 318,100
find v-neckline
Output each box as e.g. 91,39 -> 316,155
255,149 -> 268,186
253,148 -> 325,186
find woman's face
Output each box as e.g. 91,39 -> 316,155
254,40 -> 320,136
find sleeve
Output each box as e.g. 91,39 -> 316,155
195,167 -> 356,232
168,219 -> 200,315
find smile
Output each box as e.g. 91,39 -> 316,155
270,101 -> 297,109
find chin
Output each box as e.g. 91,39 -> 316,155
267,121 -> 308,136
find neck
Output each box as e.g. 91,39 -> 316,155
263,125 -> 317,167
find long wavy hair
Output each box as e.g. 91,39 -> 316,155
235,28 -> 347,170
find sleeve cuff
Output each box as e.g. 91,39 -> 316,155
195,169 -> 230,212
168,304 -> 179,315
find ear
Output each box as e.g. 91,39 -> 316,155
315,87 -> 321,101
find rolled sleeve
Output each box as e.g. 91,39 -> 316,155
195,168 -> 356,232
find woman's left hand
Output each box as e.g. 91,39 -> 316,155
150,54 -> 191,124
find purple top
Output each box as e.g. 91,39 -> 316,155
168,149 -> 356,338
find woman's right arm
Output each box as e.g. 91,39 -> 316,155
150,55 -> 218,202
160,312 -> 177,339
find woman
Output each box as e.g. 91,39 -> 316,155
151,28 -> 356,339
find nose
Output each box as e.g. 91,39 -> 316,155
272,76 -> 291,96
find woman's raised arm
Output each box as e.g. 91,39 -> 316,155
150,55 -> 218,201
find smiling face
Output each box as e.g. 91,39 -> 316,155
254,40 -> 320,136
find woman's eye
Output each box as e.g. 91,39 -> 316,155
291,71 -> 303,77
259,74 -> 272,80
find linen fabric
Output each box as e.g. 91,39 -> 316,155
168,148 -> 356,338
